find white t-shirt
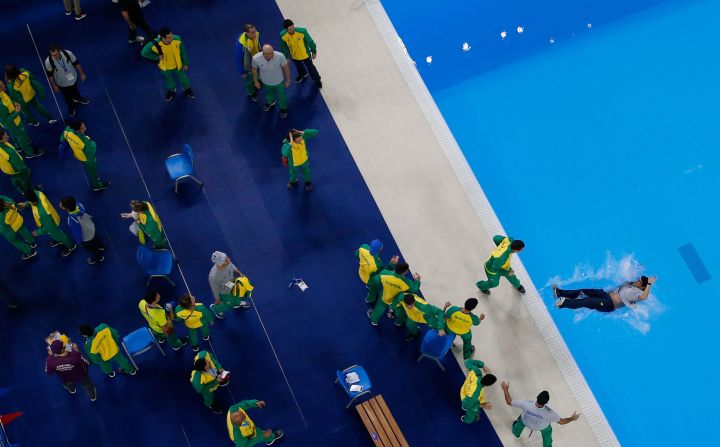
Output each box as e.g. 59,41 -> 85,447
617,283 -> 643,307
512,400 -> 560,431
44,50 -> 79,88
251,51 -> 287,86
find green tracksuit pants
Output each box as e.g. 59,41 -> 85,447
150,327 -> 185,349
44,223 -> 75,250
262,81 -> 287,109
200,386 -> 216,407
95,351 -> 137,375
161,69 -> 191,90
81,158 -> 103,189
476,267 -> 521,291
4,122 -> 36,156
187,324 -> 210,348
21,97 -> 53,125
2,225 -> 35,255
445,324 -> 474,359
235,429 -> 276,447
513,416 -> 553,447
393,306 -> 421,335
9,169 -> 32,195
213,291 -> 251,314
244,72 -> 257,95
141,227 -> 168,249
370,296 -> 400,325
365,275 -> 381,303
288,161 -> 311,183
462,399 -> 480,424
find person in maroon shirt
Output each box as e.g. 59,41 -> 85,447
45,339 -> 97,401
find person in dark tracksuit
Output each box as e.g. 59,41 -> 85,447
59,196 -> 105,265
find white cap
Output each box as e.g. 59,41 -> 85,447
211,251 -> 228,265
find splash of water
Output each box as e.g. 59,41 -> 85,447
545,252 -> 666,334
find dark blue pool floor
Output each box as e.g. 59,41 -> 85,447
0,1 -> 501,446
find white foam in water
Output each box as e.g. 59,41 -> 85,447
500,30 -> 507,40
587,22 -> 593,29
425,56 -> 432,64
517,26 -> 524,34
544,252 -> 666,335
462,42 -> 471,52
549,37 -> 556,44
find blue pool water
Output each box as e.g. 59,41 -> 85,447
384,0 -> 719,445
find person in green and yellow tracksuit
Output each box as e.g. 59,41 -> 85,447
4,65 -> 57,126
476,235 -> 526,295
22,189 -> 76,257
212,274 -> 254,318
228,400 -> 285,447
139,289 -> 188,351
235,24 -> 261,101
176,293 -> 214,352
367,262 -> 421,326
282,128 -> 318,191
79,323 -> 137,377
443,298 -> 484,359
121,199 -> 168,249
141,28 -> 195,102
191,350 -> 226,413
460,359 -> 497,424
280,19 -> 321,88
0,130 -> 33,195
356,239 -> 399,299
393,293 -> 445,342
0,195 -> 37,260
0,80 -> 41,158
60,120 -> 109,191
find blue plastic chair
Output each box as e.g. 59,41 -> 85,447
136,245 -> 175,286
417,330 -> 455,371
121,327 -> 165,371
334,364 -> 372,408
165,144 -> 202,194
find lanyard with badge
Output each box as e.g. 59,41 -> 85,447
57,56 -> 76,83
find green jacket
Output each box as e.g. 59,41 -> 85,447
0,92 -> 22,128
355,243 -> 397,282
281,128 -> 318,166
0,141 -> 28,174
375,269 -> 421,305
83,323 -> 121,364
191,351 -> 223,394
141,36 -> 189,67
0,195 -> 22,237
415,301 -> 445,330
279,27 -> 317,60
485,234 -> 515,273
60,127 -> 97,161
7,69 -> 45,104
461,359 -> 486,411
228,400 -> 262,446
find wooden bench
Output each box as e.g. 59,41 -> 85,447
355,394 -> 409,447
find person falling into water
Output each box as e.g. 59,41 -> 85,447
553,275 -> 656,313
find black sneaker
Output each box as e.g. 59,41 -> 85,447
165,89 -> 176,102
287,181 -> 297,190
202,335 -> 210,341
209,404 -> 223,415
480,289 -> 491,295
184,88 -> 195,99
86,256 -> 104,265
28,121 -> 40,127
263,100 -> 276,112
75,12 -> 87,20
21,249 -> 37,261
65,9 -> 72,15
266,430 -> 284,445
60,244 -> 77,257
304,182 -> 313,192
517,286 -> 526,294
89,389 -> 97,402
316,81 -> 323,89
192,345 -> 199,352
98,245 -> 105,251
68,109 -> 76,117
108,371 -> 116,378
48,118 -> 58,125
279,109 -> 288,119
25,149 -> 45,159
210,303 -> 224,320
367,309 -> 378,326
29,242 -> 37,249
295,73 -> 308,84
173,337 -> 189,351
49,240 -> 62,248
73,97 -> 90,105
129,36 -> 146,44
249,93 -> 259,102
92,181 -> 110,192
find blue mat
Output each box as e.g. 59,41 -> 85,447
0,1 -> 502,446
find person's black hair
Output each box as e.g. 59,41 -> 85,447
23,189 -> 38,203
0,129 -> 7,139
243,23 -> 255,32
158,28 -> 172,38
143,289 -> 160,303
4,65 -> 20,80
283,19 -> 294,29
178,293 -> 192,308
290,129 -> 303,139
403,294 -> 415,305
480,374 -> 497,387
510,240 -> 525,251
193,358 -> 206,371
60,196 -> 77,210
464,298 -> 478,311
395,262 -> 410,275
67,119 -> 82,132
78,324 -> 94,337
537,390 -> 550,406
640,275 -> 649,288
49,42 -> 61,53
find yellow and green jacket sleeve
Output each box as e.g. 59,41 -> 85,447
463,359 -> 486,405
141,40 -> 160,61
301,128 -> 318,139
488,235 -> 513,271
297,27 -> 317,54
83,339 -> 101,364
0,100 -> 20,123
415,301 -> 445,330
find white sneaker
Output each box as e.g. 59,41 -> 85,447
555,297 -> 565,308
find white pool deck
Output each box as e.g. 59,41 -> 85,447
276,0 -> 619,445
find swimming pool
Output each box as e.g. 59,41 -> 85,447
382,0 -> 719,445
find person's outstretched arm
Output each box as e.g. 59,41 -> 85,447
501,381 -> 513,406
558,411 -> 580,425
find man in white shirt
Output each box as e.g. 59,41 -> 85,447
251,44 -> 291,118
554,275 -> 656,313
501,381 -> 580,447
44,44 -> 89,117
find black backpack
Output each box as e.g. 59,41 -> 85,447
144,39 -> 164,64
47,49 -> 73,72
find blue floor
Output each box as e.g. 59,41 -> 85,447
384,0 -> 719,446
0,1 -> 502,446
